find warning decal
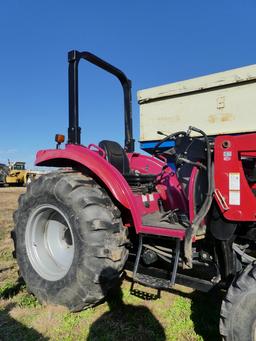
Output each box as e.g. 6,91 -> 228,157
223,151 -> 232,161
229,191 -> 240,205
229,173 -> 240,190
229,173 -> 240,205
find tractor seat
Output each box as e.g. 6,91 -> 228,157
99,140 -> 156,185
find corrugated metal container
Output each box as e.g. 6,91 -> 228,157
138,64 -> 256,142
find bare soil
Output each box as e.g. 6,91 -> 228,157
0,187 -> 25,283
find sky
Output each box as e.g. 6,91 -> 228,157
1,1 -> 256,168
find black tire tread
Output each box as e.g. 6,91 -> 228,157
220,261 -> 256,340
12,171 -> 129,311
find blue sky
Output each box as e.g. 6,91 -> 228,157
1,1 -> 256,168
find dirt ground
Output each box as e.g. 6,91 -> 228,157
0,187 -> 222,341
0,187 -> 25,283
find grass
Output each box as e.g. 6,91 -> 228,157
0,281 -> 22,298
0,187 -> 222,341
16,293 -> 39,308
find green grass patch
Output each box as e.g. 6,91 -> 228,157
52,309 -> 95,341
164,296 -> 198,341
0,281 -> 17,298
0,278 -> 25,299
17,293 -> 39,308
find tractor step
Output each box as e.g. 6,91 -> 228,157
133,273 -> 172,289
131,269 -> 215,292
132,234 -> 181,288
129,283 -> 160,300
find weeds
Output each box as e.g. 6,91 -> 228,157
0,278 -> 24,299
0,281 -> 17,298
17,293 -> 39,308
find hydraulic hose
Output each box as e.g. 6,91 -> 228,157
153,131 -> 187,155
184,126 -> 214,268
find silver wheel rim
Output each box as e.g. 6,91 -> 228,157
25,204 -> 74,281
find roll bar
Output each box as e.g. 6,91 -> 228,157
68,50 -> 135,152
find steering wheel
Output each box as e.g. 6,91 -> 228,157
152,131 -> 187,156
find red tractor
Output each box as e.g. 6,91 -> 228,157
12,51 -> 256,340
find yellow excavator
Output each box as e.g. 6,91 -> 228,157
4,161 -> 36,186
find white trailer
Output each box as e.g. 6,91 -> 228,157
138,64 -> 256,141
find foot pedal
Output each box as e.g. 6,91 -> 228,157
132,234 -> 181,289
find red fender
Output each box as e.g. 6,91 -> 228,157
35,144 -> 134,209
36,144 -> 189,239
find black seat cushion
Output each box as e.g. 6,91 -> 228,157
99,140 -> 130,174
99,140 -> 157,186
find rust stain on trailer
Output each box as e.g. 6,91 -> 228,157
208,113 -> 235,124
221,113 -> 235,122
157,114 -> 181,124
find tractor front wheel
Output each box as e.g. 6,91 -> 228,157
220,262 -> 256,341
12,172 -> 128,311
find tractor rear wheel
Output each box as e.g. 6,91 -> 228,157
220,262 -> 256,340
12,172 -> 128,311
